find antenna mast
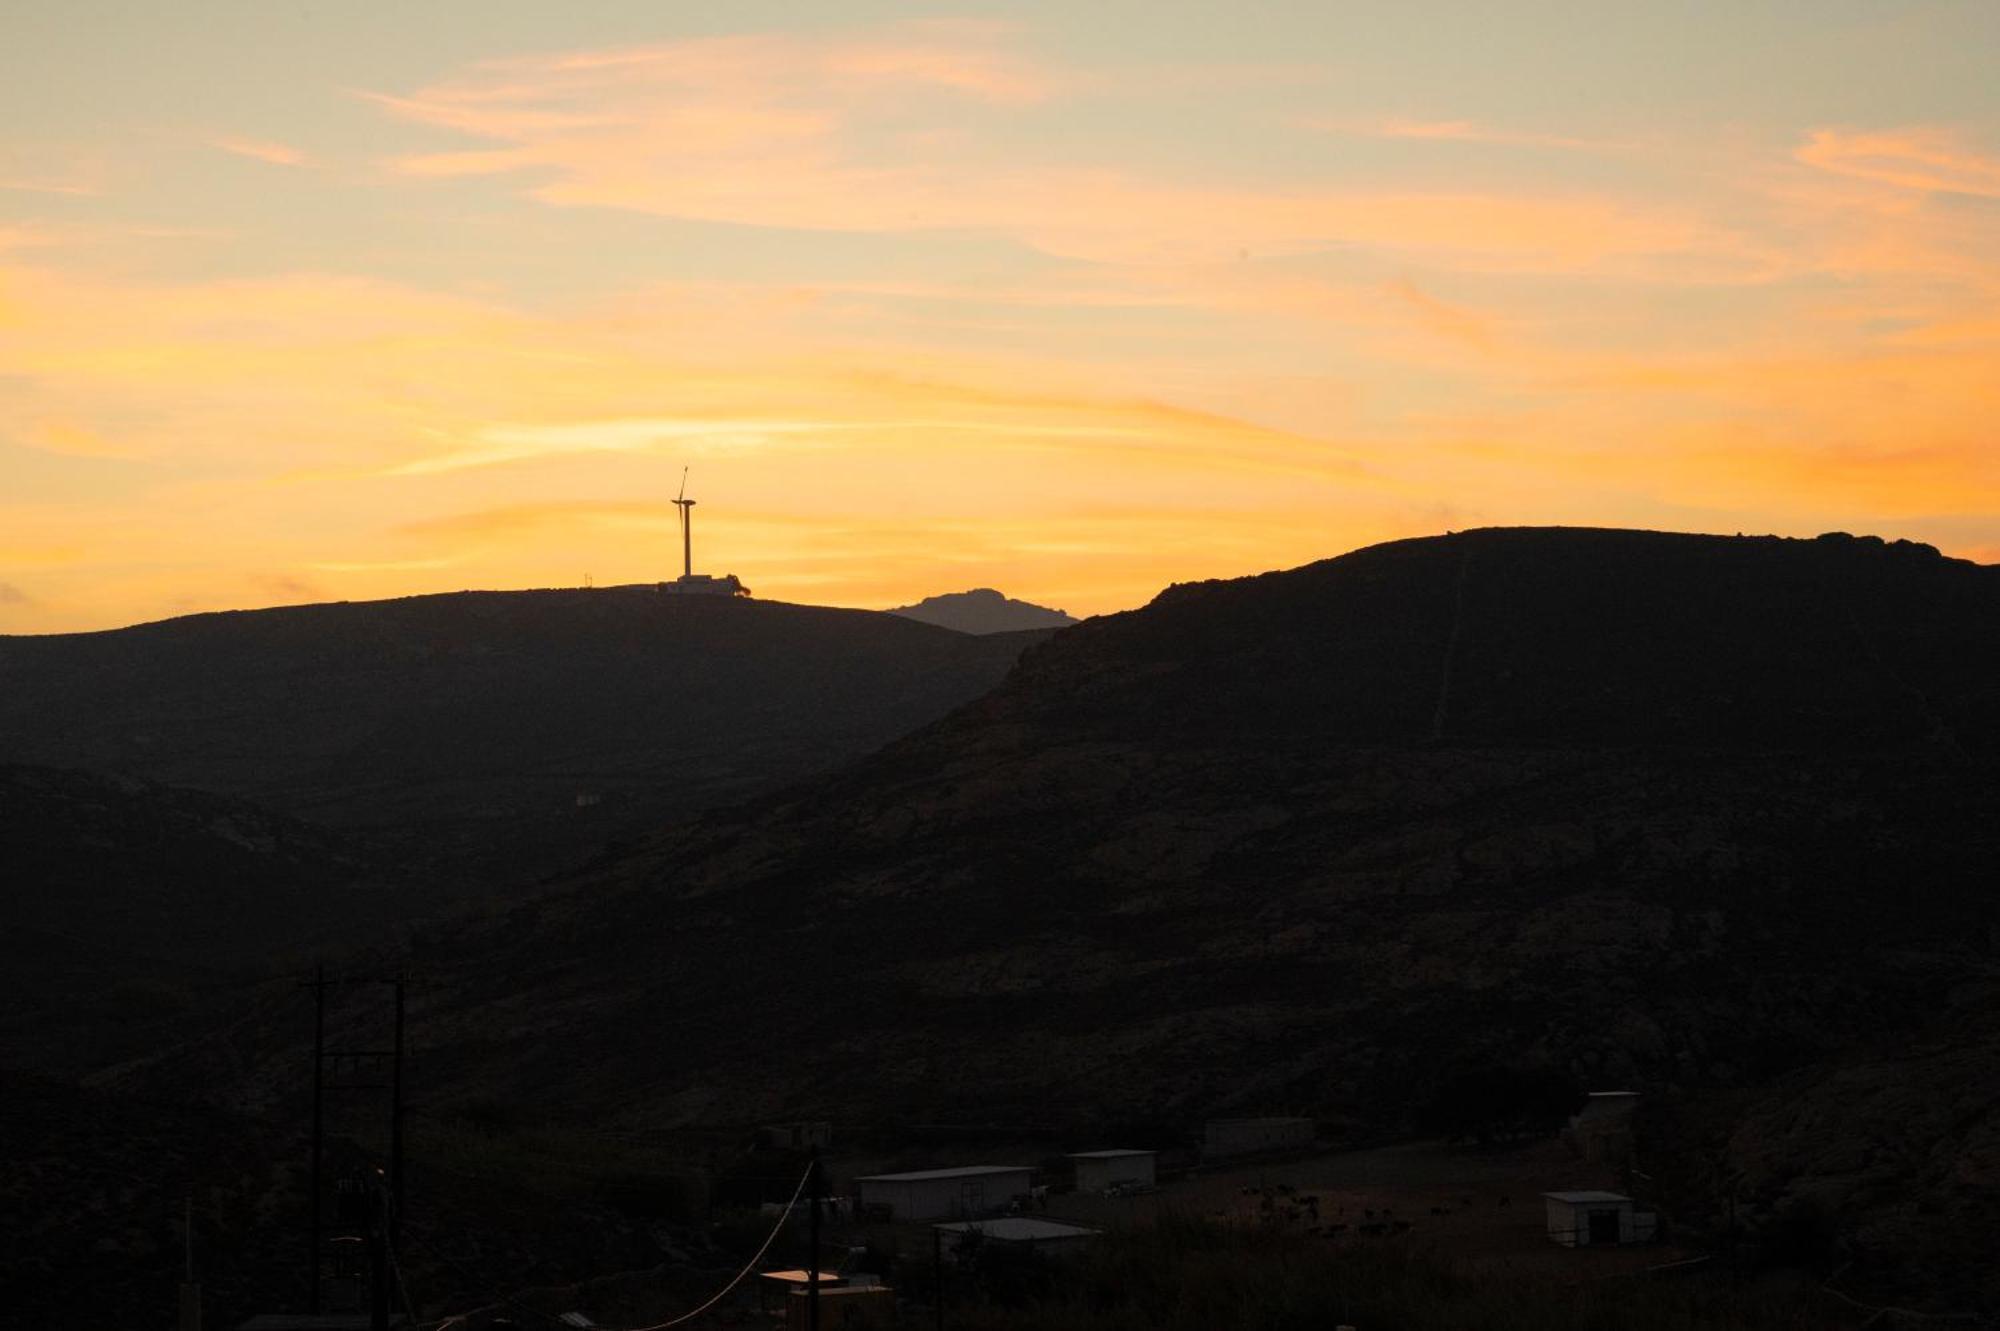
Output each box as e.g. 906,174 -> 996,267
672,466 -> 696,580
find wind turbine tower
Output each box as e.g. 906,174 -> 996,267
659,467 -> 750,597
672,468 -> 696,580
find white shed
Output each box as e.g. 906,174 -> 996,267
854,1166 -> 1034,1222
1069,1150 -> 1156,1192
935,1218 -> 1101,1258
1203,1117 -> 1315,1158
1542,1191 -> 1659,1247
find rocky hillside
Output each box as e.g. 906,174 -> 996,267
889,587 -> 1080,634
0,589 -> 1046,878
113,528 -> 2000,1309
0,764 -> 407,966
0,764 -> 436,1076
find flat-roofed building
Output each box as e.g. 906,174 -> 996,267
1069,1149 -> 1156,1192
935,1217 -> 1101,1258
1542,1191 -> 1659,1247
853,1166 -> 1034,1221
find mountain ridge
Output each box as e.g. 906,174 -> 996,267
0,586 -> 1049,879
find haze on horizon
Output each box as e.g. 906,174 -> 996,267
3,0 -> 1998,634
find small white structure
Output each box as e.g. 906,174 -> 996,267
1542,1191 -> 1658,1247
1069,1149 -> 1156,1192
854,1166 -> 1034,1222
935,1218 -> 1100,1258
1203,1117 -> 1315,1158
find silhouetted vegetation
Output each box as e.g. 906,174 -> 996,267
414,1117 -> 703,1219
1417,1066 -> 1585,1144
949,1214 -> 1858,1330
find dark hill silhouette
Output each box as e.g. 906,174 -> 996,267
1008,526 -> 1996,753
0,763 -> 437,1077
889,587 -> 1079,634
0,764 -> 405,967
0,588 -> 1047,878
108,529 -> 2000,1309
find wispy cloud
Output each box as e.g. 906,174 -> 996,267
212,136 -> 308,167
0,145 -> 107,197
398,499 -> 672,540
308,557 -> 456,572
1796,128 -> 2000,199
0,179 -> 100,196
368,30 -> 1730,274
378,380 -> 1367,481
1321,117 -> 1616,152
17,419 -> 146,459
1388,278 -> 1496,352
384,417 -> 848,475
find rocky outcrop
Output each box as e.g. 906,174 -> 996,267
889,588 -> 1079,634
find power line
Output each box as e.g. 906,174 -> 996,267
620,1163 -> 811,1331
412,1164 -> 813,1331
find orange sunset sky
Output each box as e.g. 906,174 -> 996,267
3,2 -> 1998,632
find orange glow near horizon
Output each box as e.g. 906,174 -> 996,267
3,11 -> 1999,632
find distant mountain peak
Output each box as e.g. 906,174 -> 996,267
888,588 -> 1079,635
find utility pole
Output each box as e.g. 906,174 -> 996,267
933,1227 -> 945,1331
309,966 -> 326,1314
368,1176 -> 390,1331
302,970 -> 407,1320
807,1148 -> 822,1331
180,1196 -> 202,1331
390,974 -> 405,1252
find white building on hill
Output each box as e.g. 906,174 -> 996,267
854,1166 -> 1034,1221
1069,1149 -> 1156,1192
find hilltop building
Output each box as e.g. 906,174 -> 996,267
853,1166 -> 1034,1221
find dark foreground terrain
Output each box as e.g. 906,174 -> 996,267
83,526 -> 2000,1317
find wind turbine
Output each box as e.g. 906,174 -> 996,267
672,467 -> 696,580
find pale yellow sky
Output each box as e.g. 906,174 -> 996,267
3,3 -> 1998,631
